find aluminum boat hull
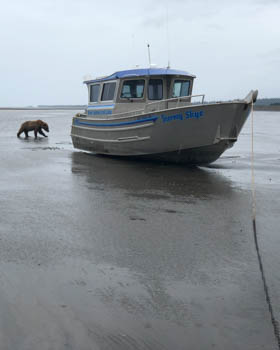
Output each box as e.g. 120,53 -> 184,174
71,92 -> 256,165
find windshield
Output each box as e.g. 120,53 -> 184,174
120,80 -> 145,99
90,84 -> 100,102
172,80 -> 190,97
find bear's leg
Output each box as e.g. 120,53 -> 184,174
24,130 -> 29,138
17,126 -> 24,137
38,128 -> 47,137
34,129 -> 38,139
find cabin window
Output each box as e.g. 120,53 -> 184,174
148,79 -> 163,100
90,84 -> 100,102
120,80 -> 145,99
172,80 -> 190,98
101,82 -> 116,101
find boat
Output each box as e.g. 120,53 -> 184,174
71,67 -> 258,165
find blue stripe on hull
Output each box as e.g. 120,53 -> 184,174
74,116 -> 158,127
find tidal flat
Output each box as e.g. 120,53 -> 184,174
0,109 -> 279,350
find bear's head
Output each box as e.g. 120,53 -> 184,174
41,121 -> 49,132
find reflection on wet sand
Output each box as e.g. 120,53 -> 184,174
68,150 -> 273,350
70,150 -> 250,282
72,151 -> 247,348
71,151 -> 236,200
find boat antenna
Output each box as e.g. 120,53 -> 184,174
166,1 -> 170,68
147,43 -> 151,67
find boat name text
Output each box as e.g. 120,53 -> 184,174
161,110 -> 204,123
88,110 -> 113,115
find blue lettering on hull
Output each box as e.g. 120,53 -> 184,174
161,110 -> 204,123
185,110 -> 204,119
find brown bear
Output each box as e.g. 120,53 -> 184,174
17,120 -> 49,139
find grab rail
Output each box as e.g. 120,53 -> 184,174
81,94 -> 206,121
144,94 -> 205,113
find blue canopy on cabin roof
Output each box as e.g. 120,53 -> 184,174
84,68 -> 196,84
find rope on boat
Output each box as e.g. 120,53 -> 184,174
251,100 -> 280,349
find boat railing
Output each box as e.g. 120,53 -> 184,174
110,108 -> 147,119
113,94 -> 205,118
82,94 -> 205,120
144,94 -> 205,113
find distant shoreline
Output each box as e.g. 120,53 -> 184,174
254,105 -> 280,111
0,107 -> 86,111
0,105 -> 279,111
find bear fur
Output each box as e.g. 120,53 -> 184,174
17,120 -> 49,139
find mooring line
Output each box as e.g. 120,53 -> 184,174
251,100 -> 280,349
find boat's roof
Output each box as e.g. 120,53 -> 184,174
84,68 -> 196,84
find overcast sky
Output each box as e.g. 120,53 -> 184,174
0,0 -> 279,106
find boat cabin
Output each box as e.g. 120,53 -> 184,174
83,68 -> 196,116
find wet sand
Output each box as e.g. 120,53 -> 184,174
0,109 -> 279,349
